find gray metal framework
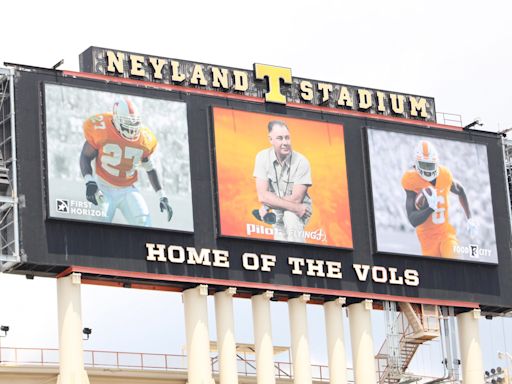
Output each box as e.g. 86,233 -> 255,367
384,300 -> 403,380
0,68 -> 20,270
502,138 -> 512,226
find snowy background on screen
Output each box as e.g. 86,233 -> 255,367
367,128 -> 497,261
45,84 -> 193,230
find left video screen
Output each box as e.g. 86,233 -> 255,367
44,83 -> 194,232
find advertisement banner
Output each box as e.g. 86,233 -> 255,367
367,128 -> 497,263
213,107 -> 352,247
45,84 -> 193,231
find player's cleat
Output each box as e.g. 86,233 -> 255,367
160,196 -> 173,222
252,209 -> 276,224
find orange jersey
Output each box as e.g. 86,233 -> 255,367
83,113 -> 157,187
401,165 -> 456,238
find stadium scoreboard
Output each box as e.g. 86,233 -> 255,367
6,46 -> 512,312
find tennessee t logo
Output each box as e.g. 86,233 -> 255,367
254,63 -> 292,104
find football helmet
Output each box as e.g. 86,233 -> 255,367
113,98 -> 141,140
415,140 -> 439,181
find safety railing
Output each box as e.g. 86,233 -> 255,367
0,347 -> 59,366
376,304 -> 441,383
0,346 -> 350,382
436,111 -> 463,127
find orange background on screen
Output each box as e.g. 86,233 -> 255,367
213,107 -> 353,248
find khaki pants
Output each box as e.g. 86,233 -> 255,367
273,211 -> 307,243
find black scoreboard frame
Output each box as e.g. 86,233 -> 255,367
9,65 -> 512,313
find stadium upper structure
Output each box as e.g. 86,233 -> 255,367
0,47 -> 511,316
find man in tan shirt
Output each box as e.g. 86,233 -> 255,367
253,120 -> 312,243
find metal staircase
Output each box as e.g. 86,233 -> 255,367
376,303 -> 441,384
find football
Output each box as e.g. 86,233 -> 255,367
415,191 -> 428,210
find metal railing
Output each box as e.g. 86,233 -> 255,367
0,346 -> 348,382
376,311 -> 412,382
436,111 -> 463,127
376,305 -> 441,383
0,347 -> 59,366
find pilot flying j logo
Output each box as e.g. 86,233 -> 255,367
55,199 -> 107,218
246,223 -> 328,242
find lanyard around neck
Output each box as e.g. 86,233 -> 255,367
272,153 -> 292,198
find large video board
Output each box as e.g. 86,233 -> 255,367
9,64 -> 512,311
44,84 -> 193,232
367,128 -> 497,263
213,107 -> 352,248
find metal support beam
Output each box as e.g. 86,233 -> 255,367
0,68 -> 19,268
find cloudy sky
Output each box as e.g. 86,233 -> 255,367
4,1 -> 512,131
1,0 -> 511,378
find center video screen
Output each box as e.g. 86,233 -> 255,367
44,83 -> 194,232
213,107 -> 353,248
367,128 -> 497,263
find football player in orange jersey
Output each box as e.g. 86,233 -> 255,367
401,140 -> 477,258
79,98 -> 173,226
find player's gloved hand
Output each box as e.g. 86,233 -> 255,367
466,217 -> 478,238
421,186 -> 438,210
158,191 -> 173,221
85,180 -> 103,206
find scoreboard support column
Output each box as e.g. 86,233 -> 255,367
457,309 -> 484,384
183,285 -> 214,384
288,294 -> 313,384
214,288 -> 238,384
56,273 -> 90,384
251,291 -> 276,384
348,300 -> 377,384
324,298 -> 348,384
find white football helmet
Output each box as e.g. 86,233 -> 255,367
113,98 -> 141,140
415,140 -> 439,181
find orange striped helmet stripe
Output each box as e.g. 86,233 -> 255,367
422,141 -> 429,157
126,99 -> 135,114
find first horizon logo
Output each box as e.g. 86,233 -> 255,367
55,198 -> 107,218
56,199 -> 69,213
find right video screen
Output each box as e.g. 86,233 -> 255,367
367,128 -> 497,263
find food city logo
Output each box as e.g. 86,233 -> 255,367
81,47 -> 436,121
453,244 -> 492,259
55,199 -> 106,218
246,223 -> 328,242
145,243 -> 420,287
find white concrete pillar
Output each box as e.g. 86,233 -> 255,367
288,294 -> 312,384
348,300 -> 376,384
56,272 -> 90,384
183,285 -> 213,384
214,287 -> 238,384
457,309 -> 484,384
324,298 -> 348,384
251,291 -> 276,384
